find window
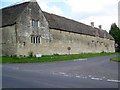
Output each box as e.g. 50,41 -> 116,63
32,20 -> 35,27
31,35 -> 41,44
32,20 -> 39,27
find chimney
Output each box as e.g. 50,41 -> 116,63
98,25 -> 102,29
91,22 -> 94,28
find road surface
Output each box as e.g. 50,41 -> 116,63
2,55 -> 119,88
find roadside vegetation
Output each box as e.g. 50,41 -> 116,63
1,53 -> 115,64
110,57 -> 120,62
110,54 -> 120,62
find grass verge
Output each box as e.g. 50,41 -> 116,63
110,55 -> 120,62
1,53 -> 115,64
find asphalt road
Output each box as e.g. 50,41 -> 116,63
2,55 -> 119,88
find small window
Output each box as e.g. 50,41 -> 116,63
32,20 -> 39,27
32,20 -> 35,27
38,36 -> 41,43
31,35 -> 41,44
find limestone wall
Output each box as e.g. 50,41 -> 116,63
43,29 -> 115,55
1,26 -> 115,56
1,25 -> 17,56
15,2 -> 50,56
18,29 -> 115,56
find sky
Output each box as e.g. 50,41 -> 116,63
0,0 -> 119,32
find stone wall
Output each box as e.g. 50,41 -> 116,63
46,29 -> 115,55
15,2 -> 50,56
1,26 -> 115,56
17,28 -> 114,56
1,25 -> 17,56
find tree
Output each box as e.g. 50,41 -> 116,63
109,23 -> 120,52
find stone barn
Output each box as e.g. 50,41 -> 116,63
0,0 -> 115,56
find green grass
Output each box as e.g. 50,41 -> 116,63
1,53 -> 115,64
110,56 -> 120,62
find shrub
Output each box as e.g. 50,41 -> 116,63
101,51 -> 105,53
115,48 -> 120,52
53,53 -> 59,56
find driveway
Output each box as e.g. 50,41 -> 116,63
2,55 -> 119,88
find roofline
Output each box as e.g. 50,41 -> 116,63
0,1 -> 30,10
0,23 -> 16,28
42,11 -> 106,31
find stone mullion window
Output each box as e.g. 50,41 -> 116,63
31,35 -> 41,44
32,20 -> 35,27
31,36 -> 34,43
32,19 -> 39,28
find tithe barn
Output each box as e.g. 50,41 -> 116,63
0,1 -> 115,56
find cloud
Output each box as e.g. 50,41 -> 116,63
62,0 -> 119,31
64,0 -> 118,13
37,0 -> 119,31
80,15 -> 118,31
37,0 -> 64,16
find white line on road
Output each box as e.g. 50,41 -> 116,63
88,75 -> 92,77
74,59 -> 87,61
75,76 -> 81,78
91,77 -> 102,80
52,72 -> 119,83
59,72 -> 66,75
107,79 -> 120,83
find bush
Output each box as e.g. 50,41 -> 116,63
101,51 -> 105,53
53,53 -> 59,56
115,48 -> 120,52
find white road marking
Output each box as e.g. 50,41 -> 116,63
88,75 -> 92,77
75,76 -> 81,78
59,72 -> 66,75
52,72 -> 119,83
102,76 -> 106,79
107,79 -> 120,83
91,77 -> 102,80
74,59 -> 87,61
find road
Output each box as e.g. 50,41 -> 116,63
2,55 -> 119,88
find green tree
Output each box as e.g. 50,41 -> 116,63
109,23 -> 120,52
